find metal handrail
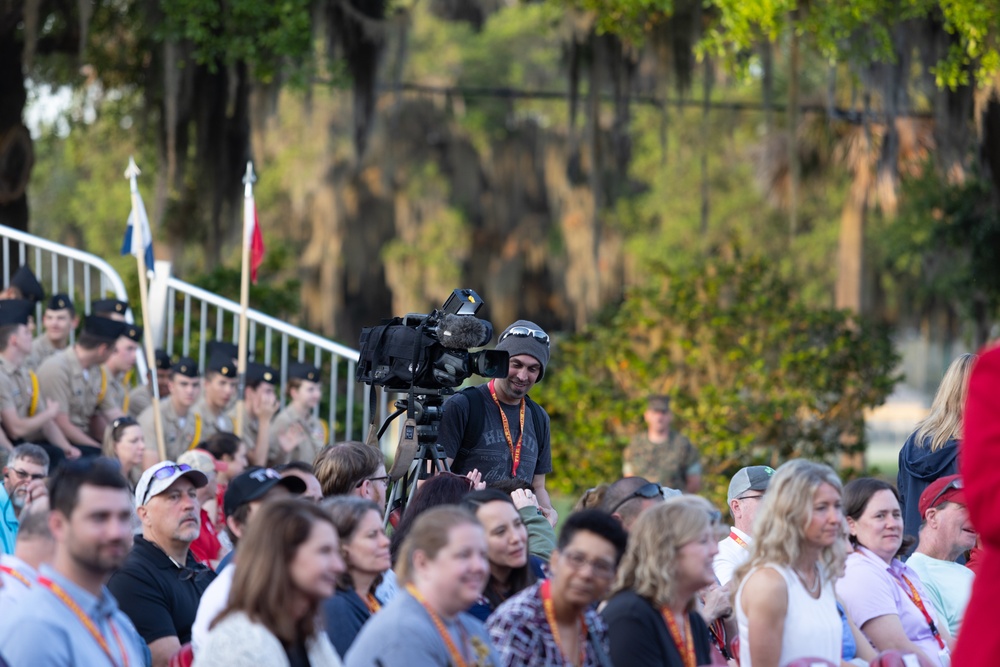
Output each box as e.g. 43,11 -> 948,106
0,225 -> 149,380
161,276 -> 376,444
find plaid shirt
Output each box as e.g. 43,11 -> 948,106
486,581 -> 608,667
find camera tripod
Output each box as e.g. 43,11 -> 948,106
376,389 -> 451,527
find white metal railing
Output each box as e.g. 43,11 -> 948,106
0,226 -> 149,381
155,271 -> 377,445
0,225 -> 385,448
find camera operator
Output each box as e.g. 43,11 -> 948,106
438,320 -> 557,525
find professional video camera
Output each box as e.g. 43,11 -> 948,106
356,289 -> 508,392
356,289 -> 509,523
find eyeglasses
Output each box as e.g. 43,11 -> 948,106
140,464 -> 192,505
560,550 -> 616,579
358,475 -> 390,488
499,326 -> 550,347
9,467 -> 45,482
608,482 -> 663,515
927,477 -> 964,510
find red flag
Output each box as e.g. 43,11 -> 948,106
245,191 -> 266,283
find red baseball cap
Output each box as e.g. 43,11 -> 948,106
918,474 -> 965,518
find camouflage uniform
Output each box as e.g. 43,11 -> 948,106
622,430 -> 701,491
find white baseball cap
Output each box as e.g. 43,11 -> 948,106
136,460 -> 209,507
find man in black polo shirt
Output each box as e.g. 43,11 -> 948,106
109,460 -> 217,667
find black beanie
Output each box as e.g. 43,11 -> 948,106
496,320 -> 550,381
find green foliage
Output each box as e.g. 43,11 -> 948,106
156,0 -> 314,82
534,247 -> 900,504
871,168 -> 1000,329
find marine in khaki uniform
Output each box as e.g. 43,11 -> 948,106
138,357 -> 203,465
26,294 -> 77,371
36,315 -> 126,457
192,353 -> 236,441
104,324 -> 141,410
227,361 -> 280,466
128,349 -> 172,418
0,299 -> 77,465
268,362 -> 327,467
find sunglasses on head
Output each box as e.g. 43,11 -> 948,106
609,482 -> 663,515
928,477 -> 964,510
499,326 -> 550,347
140,464 -> 192,505
112,415 -> 138,434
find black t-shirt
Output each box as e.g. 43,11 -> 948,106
437,384 -> 552,485
108,535 -> 217,644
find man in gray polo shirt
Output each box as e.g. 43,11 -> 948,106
0,457 -> 146,664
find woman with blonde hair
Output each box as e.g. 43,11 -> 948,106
898,352 -> 977,539
734,459 -> 846,666
602,495 -> 722,666
102,415 -> 145,490
197,498 -> 346,666
346,505 -> 500,666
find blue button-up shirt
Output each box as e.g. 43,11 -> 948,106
0,565 -> 147,666
0,486 -> 17,555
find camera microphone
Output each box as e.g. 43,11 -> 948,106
439,314 -> 493,349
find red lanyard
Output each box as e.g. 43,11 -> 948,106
729,531 -> 750,550
709,618 -> 730,660
406,584 -> 469,667
0,564 -> 31,588
661,608 -> 696,667
540,580 -> 587,667
856,549 -> 945,650
488,379 -> 525,476
899,574 -> 946,649
37,576 -> 131,667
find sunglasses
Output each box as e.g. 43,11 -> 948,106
927,477 -> 964,510
499,326 -> 550,347
608,482 -> 663,515
112,416 -> 138,436
140,464 -> 192,505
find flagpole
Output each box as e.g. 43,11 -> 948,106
234,161 -> 255,439
125,157 -> 167,462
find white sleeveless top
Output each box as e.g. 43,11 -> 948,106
735,563 -> 842,666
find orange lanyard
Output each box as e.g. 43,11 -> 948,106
37,576 -> 130,667
899,574 -> 946,649
0,564 -> 31,588
661,608 -> 696,667
729,531 -> 750,550
540,580 -> 587,667
857,550 -> 945,650
365,592 -> 382,614
488,379 -> 525,476
406,584 -> 468,667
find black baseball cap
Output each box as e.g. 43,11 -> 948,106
223,466 -> 306,516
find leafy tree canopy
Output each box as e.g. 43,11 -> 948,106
534,244 -> 899,503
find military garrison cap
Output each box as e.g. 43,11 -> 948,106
246,362 -> 278,385
154,349 -> 172,370
83,315 -> 127,341
288,361 -> 321,383
0,299 -> 35,327
123,324 -> 143,342
91,298 -> 129,317
10,266 -> 44,304
171,357 -> 199,378
206,353 -> 236,378
47,293 -> 74,312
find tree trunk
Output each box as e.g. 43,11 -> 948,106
787,22 -> 800,237
836,166 -> 870,313
0,7 -> 31,242
700,57 -> 712,236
